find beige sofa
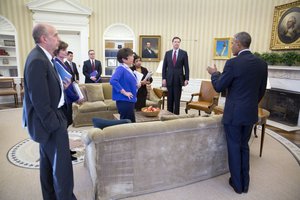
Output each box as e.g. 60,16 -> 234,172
72,83 -> 162,127
82,115 -> 228,200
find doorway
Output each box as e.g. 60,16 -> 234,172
58,31 -> 85,83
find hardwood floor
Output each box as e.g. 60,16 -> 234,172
0,102 -> 22,110
267,125 -> 300,148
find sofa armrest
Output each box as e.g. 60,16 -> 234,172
72,102 -> 80,111
82,128 -> 104,145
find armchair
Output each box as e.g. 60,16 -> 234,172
185,80 -> 219,115
0,77 -> 18,107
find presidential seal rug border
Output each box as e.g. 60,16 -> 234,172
7,130 -> 87,169
264,128 -> 300,165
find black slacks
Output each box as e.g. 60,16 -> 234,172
116,100 -> 136,122
224,124 -> 253,193
39,109 -> 77,200
167,85 -> 182,115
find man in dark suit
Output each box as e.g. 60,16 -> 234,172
142,41 -> 157,58
207,32 -> 268,194
162,36 -> 189,115
23,23 -> 77,200
65,51 -> 79,82
83,49 -> 102,83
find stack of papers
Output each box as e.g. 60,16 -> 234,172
133,70 -> 153,83
72,82 -> 84,100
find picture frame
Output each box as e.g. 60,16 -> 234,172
107,58 -> 117,67
213,37 -> 232,60
139,35 -> 161,62
270,1 -> 300,50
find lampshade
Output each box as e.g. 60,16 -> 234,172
156,60 -> 163,73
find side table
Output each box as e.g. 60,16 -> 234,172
153,87 -> 168,109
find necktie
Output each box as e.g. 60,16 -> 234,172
92,60 -> 95,71
51,59 -> 58,73
172,51 -> 177,66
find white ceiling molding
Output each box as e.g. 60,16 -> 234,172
26,0 -> 92,76
27,0 -> 92,25
27,0 -> 92,16
0,16 -> 16,35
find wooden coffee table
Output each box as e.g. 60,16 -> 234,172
113,110 -> 174,123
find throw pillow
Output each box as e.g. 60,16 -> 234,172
85,84 -> 105,102
79,85 -> 88,102
160,114 -> 196,121
92,118 -> 131,129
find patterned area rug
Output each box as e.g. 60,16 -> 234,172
7,130 -> 87,169
265,128 -> 300,165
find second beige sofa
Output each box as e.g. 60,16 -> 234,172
82,115 -> 228,200
72,83 -> 162,127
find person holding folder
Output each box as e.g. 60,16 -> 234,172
130,55 -> 153,110
83,49 -> 102,83
53,40 -> 83,160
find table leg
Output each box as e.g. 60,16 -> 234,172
259,124 -> 266,157
162,94 -> 166,109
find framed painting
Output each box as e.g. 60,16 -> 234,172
139,35 -> 161,62
213,37 -> 232,60
270,1 -> 300,50
107,58 -> 117,67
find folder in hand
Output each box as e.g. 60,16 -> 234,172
90,70 -> 101,83
55,61 -> 72,82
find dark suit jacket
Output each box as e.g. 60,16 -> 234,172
23,45 -> 67,144
162,49 -> 189,87
83,59 -> 102,83
142,48 -> 157,58
211,51 -> 268,126
64,60 -> 79,82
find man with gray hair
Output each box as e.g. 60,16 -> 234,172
207,32 -> 267,194
23,23 -> 77,199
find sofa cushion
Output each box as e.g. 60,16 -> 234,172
160,113 -> 196,121
85,84 -> 105,102
104,99 -> 117,110
78,101 -> 108,113
92,118 -> 131,129
102,83 -> 112,99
